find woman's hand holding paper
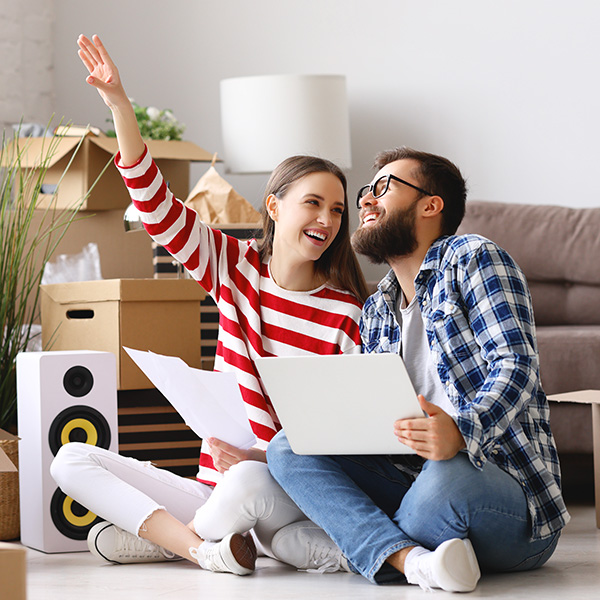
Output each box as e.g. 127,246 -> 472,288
207,438 -> 266,473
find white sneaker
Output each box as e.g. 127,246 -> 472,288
87,521 -> 181,564
190,532 -> 257,576
404,538 -> 481,593
271,520 -> 353,573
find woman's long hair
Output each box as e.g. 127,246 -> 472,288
256,155 -> 368,303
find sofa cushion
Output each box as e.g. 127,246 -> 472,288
537,325 -> 600,394
458,201 -> 600,326
549,403 -> 592,454
535,325 -> 600,454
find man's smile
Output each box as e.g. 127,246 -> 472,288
360,208 -> 383,226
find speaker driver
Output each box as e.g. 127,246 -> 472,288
48,405 -> 112,456
50,488 -> 101,540
63,365 -> 94,398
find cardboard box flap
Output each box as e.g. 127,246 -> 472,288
1,136 -> 81,169
0,429 -> 18,473
146,140 -> 216,162
0,448 -> 17,472
0,429 -> 19,443
41,278 -> 206,305
90,137 -> 216,162
2,135 -> 216,170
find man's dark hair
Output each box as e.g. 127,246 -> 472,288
373,147 -> 467,236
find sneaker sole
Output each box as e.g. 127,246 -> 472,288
222,532 -> 257,575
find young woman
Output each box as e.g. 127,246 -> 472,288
50,34 -> 367,575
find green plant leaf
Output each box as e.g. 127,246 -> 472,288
0,121 -> 112,430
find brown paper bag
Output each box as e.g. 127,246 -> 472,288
185,156 -> 261,225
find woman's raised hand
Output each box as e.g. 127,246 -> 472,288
77,34 -> 144,165
77,34 -> 128,110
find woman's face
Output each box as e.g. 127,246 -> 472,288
268,171 -> 345,265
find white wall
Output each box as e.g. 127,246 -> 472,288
51,0 -> 600,281
0,0 -> 55,134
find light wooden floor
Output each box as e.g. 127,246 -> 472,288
19,503 -> 600,599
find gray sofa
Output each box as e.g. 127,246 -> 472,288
457,201 -> 600,458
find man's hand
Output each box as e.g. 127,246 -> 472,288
207,438 -> 266,473
394,395 -> 466,461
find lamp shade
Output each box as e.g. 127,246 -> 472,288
220,74 -> 351,173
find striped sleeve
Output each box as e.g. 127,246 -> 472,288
115,147 -> 246,298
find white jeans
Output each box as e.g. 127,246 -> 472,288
51,444 -> 305,554
192,460 -> 306,556
51,442 -> 213,536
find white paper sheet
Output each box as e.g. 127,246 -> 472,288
124,347 -> 256,449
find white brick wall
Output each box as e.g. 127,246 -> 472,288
0,0 -> 55,136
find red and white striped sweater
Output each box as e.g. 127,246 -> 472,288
116,147 -> 362,485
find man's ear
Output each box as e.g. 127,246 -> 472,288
265,194 -> 279,221
422,195 -> 444,219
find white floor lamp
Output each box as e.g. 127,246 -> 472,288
220,74 -> 352,174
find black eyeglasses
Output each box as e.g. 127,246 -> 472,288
356,174 -> 433,209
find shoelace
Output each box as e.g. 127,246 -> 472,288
189,542 -> 227,571
304,543 -> 342,574
406,557 -> 436,592
203,543 -> 228,570
113,528 -> 170,558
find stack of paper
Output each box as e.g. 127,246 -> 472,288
124,347 -> 256,449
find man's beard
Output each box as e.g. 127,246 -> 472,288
351,201 -> 418,264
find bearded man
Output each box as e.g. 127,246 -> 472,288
267,147 -> 569,593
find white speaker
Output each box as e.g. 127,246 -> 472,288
17,351 -> 118,553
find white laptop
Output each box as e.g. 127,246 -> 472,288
254,353 -> 424,455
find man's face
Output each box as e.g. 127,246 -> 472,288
351,159 -> 423,263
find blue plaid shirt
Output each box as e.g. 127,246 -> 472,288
361,234 -> 569,540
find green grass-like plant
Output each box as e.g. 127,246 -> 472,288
0,125 -> 110,430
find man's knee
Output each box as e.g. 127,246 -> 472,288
403,455 -> 478,510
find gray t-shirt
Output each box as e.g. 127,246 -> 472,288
395,292 -> 456,418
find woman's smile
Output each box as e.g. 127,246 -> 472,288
303,228 -> 329,245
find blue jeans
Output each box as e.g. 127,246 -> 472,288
266,431 -> 561,584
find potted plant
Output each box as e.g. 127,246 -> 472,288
0,126 -> 108,540
106,100 -> 185,141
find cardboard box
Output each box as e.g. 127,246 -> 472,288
23,209 -> 156,328
40,279 -> 206,390
5,134 -> 214,211
0,430 -> 18,474
0,430 -> 20,545
0,543 -> 26,600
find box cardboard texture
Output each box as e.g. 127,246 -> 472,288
9,134 -> 214,211
41,279 -> 206,390
0,430 -> 18,473
0,542 -> 26,600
